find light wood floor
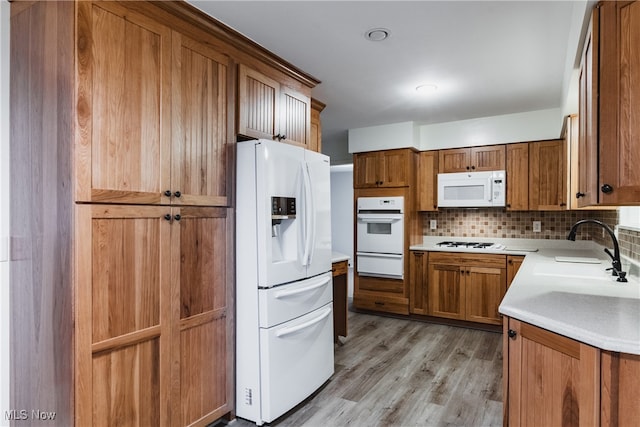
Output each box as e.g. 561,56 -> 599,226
229,310 -> 503,427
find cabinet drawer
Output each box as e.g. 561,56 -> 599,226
429,252 -> 506,268
332,260 -> 348,276
353,294 -> 409,315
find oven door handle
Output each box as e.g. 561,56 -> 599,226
357,214 -> 403,223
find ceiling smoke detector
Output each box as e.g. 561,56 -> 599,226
365,28 -> 390,42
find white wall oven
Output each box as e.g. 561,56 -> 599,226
356,196 -> 404,279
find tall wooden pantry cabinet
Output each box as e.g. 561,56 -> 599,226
10,1 -> 319,426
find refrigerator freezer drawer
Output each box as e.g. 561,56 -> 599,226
258,272 -> 333,329
357,252 -> 404,279
259,303 -> 334,423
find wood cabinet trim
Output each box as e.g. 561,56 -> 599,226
137,1 -> 321,88
519,321 -> 581,359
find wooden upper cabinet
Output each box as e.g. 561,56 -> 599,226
598,0 -> 640,205
76,1 -> 172,204
353,149 -> 414,188
417,151 -> 438,211
439,145 -> 505,173
280,85 -> 311,147
529,140 -> 567,210
577,1 -> 640,206
237,64 -> 280,141
171,33 -> 232,207
310,98 -> 326,153
76,2 -> 231,207
506,143 -> 529,211
238,64 -> 312,149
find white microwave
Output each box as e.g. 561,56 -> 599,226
437,170 -> 506,208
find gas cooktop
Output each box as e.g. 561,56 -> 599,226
436,241 -> 505,250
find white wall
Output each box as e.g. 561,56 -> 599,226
419,108 -> 563,150
348,121 -> 420,154
1,1 -> 10,424
330,165 -> 354,297
347,108 -> 564,153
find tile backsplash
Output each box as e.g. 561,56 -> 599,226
420,209 -> 638,262
618,227 -> 640,262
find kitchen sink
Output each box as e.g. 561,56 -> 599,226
532,261 -> 614,282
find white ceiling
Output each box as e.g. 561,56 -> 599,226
188,1 -> 592,152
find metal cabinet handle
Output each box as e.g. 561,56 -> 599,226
164,214 -> 172,221
164,190 -> 172,197
576,192 -> 585,198
174,214 -> 181,221
508,329 -> 517,339
174,191 -> 181,198
601,184 -> 613,194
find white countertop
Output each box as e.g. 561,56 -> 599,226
331,251 -> 351,264
411,236 -> 640,355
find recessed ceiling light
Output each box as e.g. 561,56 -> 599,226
365,28 -> 390,42
416,84 -> 438,94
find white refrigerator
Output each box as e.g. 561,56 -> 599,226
235,139 -> 333,425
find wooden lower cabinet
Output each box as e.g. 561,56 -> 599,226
507,255 -> 525,288
331,260 -> 348,340
428,252 -> 506,325
354,276 -> 409,315
409,251 -> 429,315
503,317 -> 600,427
76,205 -> 232,426
601,351 -> 640,427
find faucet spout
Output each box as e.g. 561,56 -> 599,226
567,219 -> 627,282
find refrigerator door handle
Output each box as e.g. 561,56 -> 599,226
274,276 -> 331,299
301,162 -> 314,266
275,307 -> 332,338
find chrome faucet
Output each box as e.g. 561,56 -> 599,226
567,219 -> 627,282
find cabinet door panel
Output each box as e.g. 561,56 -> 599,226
507,255 -> 524,288
428,263 -> 464,320
471,145 -> 506,171
175,207 -> 232,425
77,2 -> 171,204
599,1 -> 640,204
91,216 -> 162,342
409,251 -> 429,315
506,143 -> 529,211
380,150 -> 410,187
353,152 -> 380,188
92,339 -> 161,427
529,140 -> 567,210
280,86 -> 311,147
417,151 -> 438,211
439,148 -> 470,173
465,266 -> 506,325
76,204 -> 172,427
172,33 -> 230,207
578,12 -> 600,207
238,65 -> 279,140
507,319 -> 600,427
